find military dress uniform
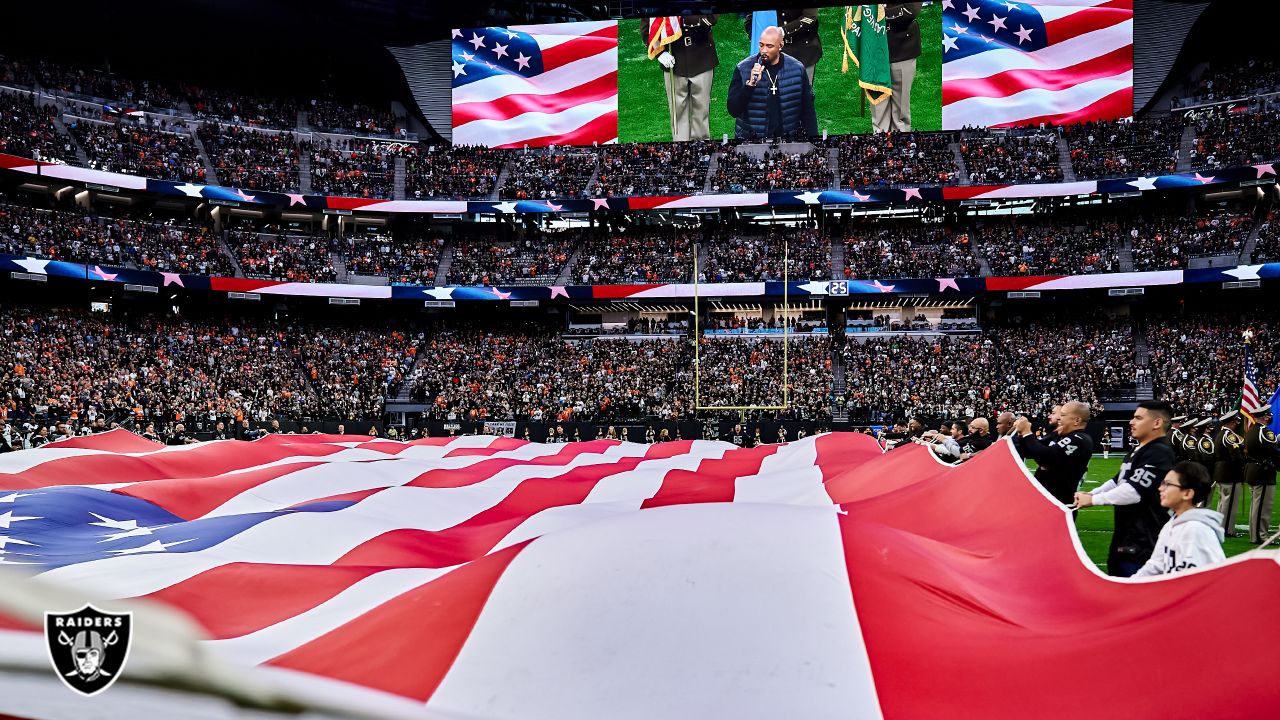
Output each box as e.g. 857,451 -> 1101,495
650,15 -> 718,141
1213,413 -> 1247,537
874,2 -> 924,132
1170,416 -> 1188,462
1243,415 -> 1279,543
745,10 -> 822,85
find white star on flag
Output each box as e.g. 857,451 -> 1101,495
107,539 -> 195,556
591,198 -> 610,210
174,182 -> 204,198
452,29 -> 462,38
988,14 -> 1007,32
962,4 -> 982,22
424,287 -> 455,300
871,280 -> 897,293
453,62 -> 467,78
492,43 -> 509,59
492,201 -> 519,214
469,32 -> 486,50
1255,163 -> 1276,178
850,190 -> 871,202
0,493 -> 34,504
88,513 -> 142,531
1193,173 -> 1215,184
950,22 -> 969,34
937,278 -> 961,292
943,35 -> 959,53
0,535 -> 36,549
461,51 -> 475,62
1013,25 -> 1033,44
794,191 -> 824,204
161,272 -> 184,287
505,30 -> 519,39
490,287 -> 513,300
549,286 -> 569,299
902,187 -> 923,201
0,511 -> 41,530
1223,265 -> 1264,281
13,258 -> 50,275
1004,1 -> 1021,10
1127,176 -> 1159,191
285,193 -> 307,206
514,53 -> 531,71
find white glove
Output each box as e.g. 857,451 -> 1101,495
657,51 -> 675,70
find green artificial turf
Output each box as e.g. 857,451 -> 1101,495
1037,457 -> 1274,572
617,5 -> 943,143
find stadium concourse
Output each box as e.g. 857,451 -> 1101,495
1,1 -> 1280,718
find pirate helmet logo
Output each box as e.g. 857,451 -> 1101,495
45,605 -> 132,696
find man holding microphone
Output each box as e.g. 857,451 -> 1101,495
727,25 -> 819,140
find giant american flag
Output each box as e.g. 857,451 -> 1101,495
1,429 -> 1279,719
941,0 -> 1134,128
451,22 -> 618,149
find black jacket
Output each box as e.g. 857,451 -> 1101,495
648,15 -> 719,77
1016,430 -> 1094,505
1109,437 -> 1176,565
884,3 -> 924,64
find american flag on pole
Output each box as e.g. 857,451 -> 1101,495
1242,344 -> 1261,413
941,0 -> 1134,129
451,22 -> 618,149
2,430 -> 1279,719
646,17 -> 682,59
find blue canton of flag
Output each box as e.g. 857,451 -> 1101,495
452,27 -> 545,88
0,487 -> 354,570
942,0 -> 1047,63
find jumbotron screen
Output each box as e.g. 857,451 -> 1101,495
450,1 -> 1133,148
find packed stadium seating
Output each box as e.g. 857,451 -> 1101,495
68,116 -> 206,183
198,123 -> 301,192
572,228 -> 697,284
701,228 -> 830,282
710,146 -> 834,193
405,144 -> 505,200
843,224 -> 980,279
961,131 -> 1064,184
0,91 -> 73,163
309,137 -> 399,199
833,132 -> 958,188
592,141 -> 713,197
1064,118 -> 1183,179
227,228 -> 336,283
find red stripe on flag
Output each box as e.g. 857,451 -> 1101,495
1043,0 -> 1133,45
452,71 -> 618,125
265,541 -> 529,702
984,274 -> 1063,291
642,444 -> 780,509
338,460 -> 649,569
540,25 -> 618,72
990,85 -> 1133,128
490,109 -> 617,149
941,46 -> 1133,105
140,563 -> 382,640
0,442 -> 347,492
115,461 -> 331,519
836,441 -> 1280,718
43,428 -> 161,452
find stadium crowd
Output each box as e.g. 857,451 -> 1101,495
227,229 -> 336,283
448,232 -> 574,286
342,229 -> 443,285
405,145 -> 504,200
977,216 -> 1121,276
833,132 -> 958,188
1064,117 -> 1183,179
960,131 -> 1064,184
198,124 -> 300,192
710,147 -> 834,193
843,224 -> 980,279
0,91 -> 72,163
591,141 -> 713,197
500,149 -> 597,200
572,229 -> 697,284
69,116 -> 206,183
308,138 -> 399,199
700,228 -> 830,282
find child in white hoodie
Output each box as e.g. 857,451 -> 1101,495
1135,461 -> 1226,577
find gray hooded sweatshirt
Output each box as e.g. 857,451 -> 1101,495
1134,507 -> 1226,577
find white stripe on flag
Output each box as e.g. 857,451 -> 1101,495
942,20 -> 1132,82
733,437 -> 832,506
510,21 -> 616,47
427,503 -> 883,720
453,97 -> 616,148
1036,0 -> 1117,23
944,70 -> 1132,129
452,48 -> 615,106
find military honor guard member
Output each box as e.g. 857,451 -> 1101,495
646,15 -> 719,141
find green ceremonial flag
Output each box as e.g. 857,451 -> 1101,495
842,5 -> 892,105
